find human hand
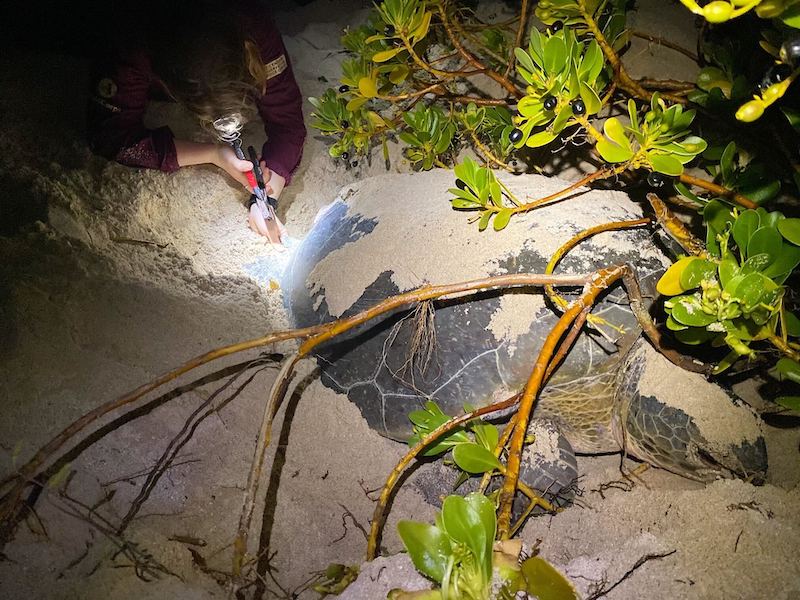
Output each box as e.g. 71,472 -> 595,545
248,201 -> 286,246
214,146 -> 274,194
259,160 -> 286,199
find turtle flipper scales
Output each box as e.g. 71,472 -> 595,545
614,340 -> 768,483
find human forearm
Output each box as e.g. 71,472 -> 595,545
174,140 -> 253,189
174,140 -> 222,167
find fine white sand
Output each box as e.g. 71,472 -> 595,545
0,1 -> 798,599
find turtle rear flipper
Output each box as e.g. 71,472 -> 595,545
615,340 -> 768,484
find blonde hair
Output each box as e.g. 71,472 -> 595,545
150,3 -> 269,130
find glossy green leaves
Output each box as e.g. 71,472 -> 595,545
513,27 -> 606,148
449,157 -> 519,231
407,397 -> 502,474
397,493 -> 495,598
597,96 -> 706,175
309,89 -> 380,158
659,205 -> 800,371
400,106 -> 456,170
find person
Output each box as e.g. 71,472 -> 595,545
86,0 -> 305,241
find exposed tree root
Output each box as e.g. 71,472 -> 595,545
586,549 -> 676,599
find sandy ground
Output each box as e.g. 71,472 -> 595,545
0,1 -> 799,599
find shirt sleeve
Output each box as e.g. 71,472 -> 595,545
246,10 -> 306,185
86,49 -> 180,172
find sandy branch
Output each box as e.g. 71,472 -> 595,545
678,173 -> 758,209
497,265 -> 629,537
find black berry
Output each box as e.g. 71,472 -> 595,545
571,98 -> 586,115
550,20 -> 564,33
338,84 -> 349,93
543,95 -> 557,111
341,151 -> 350,160
341,120 -> 350,129
647,172 -> 666,188
509,128 -> 524,143
780,37 -> 800,67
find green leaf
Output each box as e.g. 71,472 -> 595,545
397,521 -> 451,584
627,98 -> 639,130
526,129 -> 558,147
451,198 -> 481,209
452,443 -> 503,473
543,35 -> 567,74
514,48 -> 536,73
671,295 -> 718,327
579,82 -> 602,115
493,209 -> 513,231
579,42 -> 604,83
666,314 -> 688,331
782,107 -> 800,132
551,104 -> 573,134
389,64 -> 410,84
463,492 -> 496,547
704,200 -> 734,235
478,210 -> 492,232
778,218 -> 800,246
732,210 -> 760,255
441,494 -> 494,581
785,311 -> 800,337
718,255 -> 739,288
358,76 -> 379,98
747,227 -> 782,265
776,397 -> 800,412
719,141 -> 736,183
773,358 -> 800,384
472,422 -> 499,452
739,180 -> 780,205
712,350 -> 740,374
740,253 -> 772,275
730,272 -> 767,309
521,557 -> 579,600
657,257 -> 696,296
725,332 -> 756,355
675,327 -> 718,345
373,48 -> 402,62
647,153 -> 684,176
596,138 -> 634,163
680,258 -> 718,290
603,118 -> 630,150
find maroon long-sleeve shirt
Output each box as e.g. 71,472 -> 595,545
87,4 -> 305,184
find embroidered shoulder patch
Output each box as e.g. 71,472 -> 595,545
264,54 -> 288,80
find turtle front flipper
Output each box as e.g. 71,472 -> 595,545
614,340 -> 768,484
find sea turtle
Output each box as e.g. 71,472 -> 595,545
284,170 -> 767,495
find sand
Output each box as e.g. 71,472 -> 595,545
1,1 -> 799,599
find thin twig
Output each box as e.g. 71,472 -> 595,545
631,30 -> 699,63
586,550 -> 676,599
577,0 -> 686,105
437,1 -> 523,99
504,0 -> 529,79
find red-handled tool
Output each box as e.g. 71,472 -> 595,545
212,113 -> 284,244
